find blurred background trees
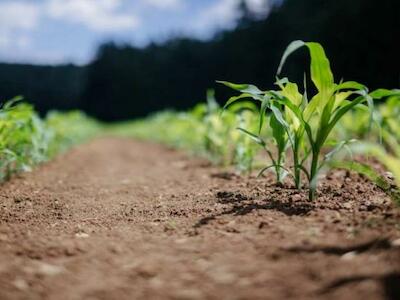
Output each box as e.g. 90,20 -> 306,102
1,0 -> 399,121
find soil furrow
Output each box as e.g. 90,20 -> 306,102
1,137 -> 399,300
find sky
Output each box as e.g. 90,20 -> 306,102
0,0 -> 271,65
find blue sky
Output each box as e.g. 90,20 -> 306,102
0,0 -> 270,65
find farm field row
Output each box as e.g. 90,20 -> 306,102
1,137 -> 399,300
0,99 -> 100,181
1,40 -> 400,299
2,42 -> 400,204
113,41 -> 400,205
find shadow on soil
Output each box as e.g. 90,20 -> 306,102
194,190 -> 314,228
283,238 -> 392,255
319,272 -> 400,300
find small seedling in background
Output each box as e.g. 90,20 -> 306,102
0,98 -> 100,181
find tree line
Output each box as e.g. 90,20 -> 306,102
1,0 -> 399,121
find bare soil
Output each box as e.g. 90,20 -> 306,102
1,137 -> 399,300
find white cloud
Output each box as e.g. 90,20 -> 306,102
245,0 -> 269,13
192,0 -> 240,34
245,0 -> 272,17
0,34 -> 33,53
0,48 -> 75,65
190,0 -> 271,37
0,35 -> 10,49
0,0 -> 274,64
0,2 -> 40,30
15,36 -> 32,49
0,2 -> 39,49
142,0 -> 183,10
46,0 -> 140,32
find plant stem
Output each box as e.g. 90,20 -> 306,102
309,149 -> 320,201
294,164 -> 301,189
293,141 -> 301,189
276,157 -> 282,183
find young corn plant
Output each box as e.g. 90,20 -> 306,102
120,89 -> 258,172
218,81 -> 291,185
45,110 -> 101,156
333,93 -> 400,144
220,40 -> 398,200
0,98 -> 101,181
0,98 -> 50,180
233,108 -> 258,173
202,89 -> 235,165
272,40 -> 380,200
204,89 -> 258,170
376,95 -> 400,144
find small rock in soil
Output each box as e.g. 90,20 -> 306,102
392,238 -> 400,247
341,251 -> 357,261
27,261 -> 64,277
13,278 -> 29,291
75,232 -> 89,239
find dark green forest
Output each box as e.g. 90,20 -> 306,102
0,63 -> 86,112
1,0 -> 399,121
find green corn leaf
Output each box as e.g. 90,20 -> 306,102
258,97 -> 269,134
257,164 -> 291,179
257,165 -> 278,177
324,95 -> 369,144
270,109 -> 287,152
323,139 -> 357,163
278,41 -> 335,121
280,82 -> 303,106
222,93 -> 262,111
217,81 -> 263,95
277,40 -> 305,75
237,127 -> 266,147
0,148 -> 17,159
269,93 -> 314,145
304,42 -> 334,96
364,93 -> 375,130
303,94 -> 323,121
270,104 -> 290,130
335,81 -> 366,91
228,101 -> 258,114
333,91 -> 354,111
275,77 -> 290,88
2,96 -> 24,110
319,94 -> 336,128
369,89 -> 400,99
300,42 -> 336,125
280,82 -> 303,131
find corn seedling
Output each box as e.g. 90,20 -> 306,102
45,110 -> 101,157
220,40 -> 399,200
234,108 -> 258,172
0,98 -> 50,180
117,90 -> 258,172
0,98 -> 100,181
218,81 -> 291,184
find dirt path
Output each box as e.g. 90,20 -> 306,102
1,137 -> 399,300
